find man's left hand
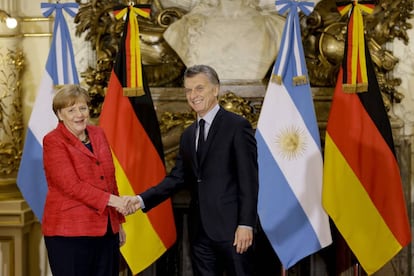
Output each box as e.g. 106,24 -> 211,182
233,226 -> 253,254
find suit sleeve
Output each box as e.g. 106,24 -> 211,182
140,138 -> 187,212
234,119 -> 259,227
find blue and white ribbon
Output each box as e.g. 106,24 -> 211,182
40,2 -> 79,85
272,0 -> 314,86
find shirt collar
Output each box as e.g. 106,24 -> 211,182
198,104 -> 220,126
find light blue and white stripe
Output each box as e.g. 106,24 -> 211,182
256,0 -> 332,269
273,0 -> 313,81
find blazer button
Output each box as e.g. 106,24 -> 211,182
100,176 -> 104,180
96,161 -> 100,165
197,179 -> 202,183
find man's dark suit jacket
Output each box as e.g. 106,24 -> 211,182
141,107 -> 258,242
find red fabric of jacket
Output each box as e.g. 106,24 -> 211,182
42,122 -> 124,236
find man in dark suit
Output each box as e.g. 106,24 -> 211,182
128,65 -> 258,276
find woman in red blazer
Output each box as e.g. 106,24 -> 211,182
42,85 -> 127,276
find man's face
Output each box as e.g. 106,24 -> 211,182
184,73 -> 219,117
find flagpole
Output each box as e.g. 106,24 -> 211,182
353,259 -> 366,276
353,262 -> 360,276
350,249 -> 364,276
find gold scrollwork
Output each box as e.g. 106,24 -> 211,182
74,0 -> 185,118
75,0 -> 413,114
73,0 -> 413,166
0,48 -> 24,178
303,0 -> 413,108
159,92 -> 258,170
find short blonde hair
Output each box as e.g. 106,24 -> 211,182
52,85 -> 90,116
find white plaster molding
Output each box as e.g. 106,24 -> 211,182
392,17 -> 414,136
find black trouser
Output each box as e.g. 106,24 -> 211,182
45,229 -> 119,276
191,225 -> 254,276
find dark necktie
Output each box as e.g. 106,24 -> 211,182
197,119 -> 205,161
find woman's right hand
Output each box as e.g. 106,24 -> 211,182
108,194 -> 140,215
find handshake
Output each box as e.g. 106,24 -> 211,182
109,195 -> 142,216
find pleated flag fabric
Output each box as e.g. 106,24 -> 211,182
99,4 -> 176,274
256,0 -> 332,269
322,2 -> 411,274
17,2 -> 79,221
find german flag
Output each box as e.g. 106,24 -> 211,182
99,4 -> 176,274
322,2 -> 411,274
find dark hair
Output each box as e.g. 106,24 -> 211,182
184,65 -> 220,86
52,84 -> 90,116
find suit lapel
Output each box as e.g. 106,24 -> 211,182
189,122 -> 199,169
197,108 -> 224,165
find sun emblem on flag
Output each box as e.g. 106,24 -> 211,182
275,125 -> 307,160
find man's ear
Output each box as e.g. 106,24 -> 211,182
214,85 -> 220,97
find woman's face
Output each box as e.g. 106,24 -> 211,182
57,100 -> 89,137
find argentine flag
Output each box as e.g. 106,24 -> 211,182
256,0 -> 332,269
17,2 -> 79,221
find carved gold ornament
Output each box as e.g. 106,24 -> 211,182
0,48 -> 24,178
74,0 -> 413,117
303,0 -> 413,107
74,0 -> 185,118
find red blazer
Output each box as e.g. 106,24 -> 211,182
42,122 -> 124,236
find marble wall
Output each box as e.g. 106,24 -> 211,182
390,16 -> 414,276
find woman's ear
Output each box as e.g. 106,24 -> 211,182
56,110 -> 62,121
